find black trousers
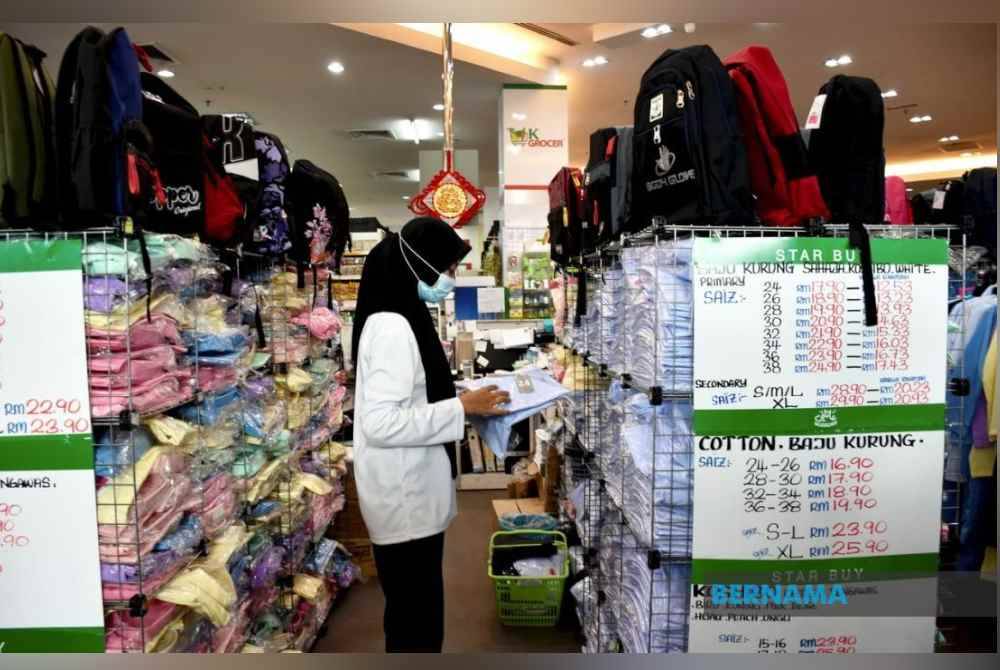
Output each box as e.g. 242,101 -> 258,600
371,532 -> 445,653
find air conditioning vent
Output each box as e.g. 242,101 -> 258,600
348,129 -> 399,141
939,141 -> 981,153
137,43 -> 177,64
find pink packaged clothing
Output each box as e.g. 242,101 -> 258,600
291,307 -> 342,340
105,599 -> 180,652
200,473 -> 239,537
90,373 -> 195,417
197,366 -> 240,394
88,346 -> 181,388
87,315 -> 184,354
101,554 -> 189,603
212,598 -> 251,653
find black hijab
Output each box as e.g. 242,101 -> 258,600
352,216 -> 471,477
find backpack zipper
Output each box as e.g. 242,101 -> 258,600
686,80 -> 696,100
676,89 -> 685,109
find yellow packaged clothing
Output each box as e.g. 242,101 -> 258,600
324,441 -> 347,464
205,524 -> 252,569
146,416 -> 194,447
969,445 -> 997,479
278,367 -> 313,394
186,295 -> 232,333
293,574 -> 328,604
982,547 -> 997,581
85,293 -> 189,331
146,612 -> 186,653
181,424 -> 237,452
287,396 -> 311,429
247,457 -> 289,503
156,565 -> 236,628
95,446 -> 182,525
984,329 -> 998,439
242,644 -> 265,653
277,472 -> 334,504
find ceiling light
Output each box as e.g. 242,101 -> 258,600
156,69 -> 175,78
327,61 -> 345,75
825,58 -> 839,68
881,89 -> 897,98
683,23 -> 696,34
402,195 -> 410,200
408,119 -> 420,144
656,24 -> 672,35
641,27 -> 659,39
837,55 -> 852,66
433,103 -> 445,111
583,58 -> 596,68
939,135 -> 960,143
511,112 -> 527,121
905,188 -> 913,192
910,114 -> 932,124
593,55 -> 608,65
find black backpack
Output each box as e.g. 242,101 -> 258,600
547,167 -> 586,266
963,167 -> 997,251
250,131 -> 292,255
584,127 -> 619,247
630,45 -> 752,230
808,75 -> 885,224
139,71 -> 204,236
286,159 -> 350,275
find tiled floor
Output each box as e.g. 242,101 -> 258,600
313,490 -> 581,653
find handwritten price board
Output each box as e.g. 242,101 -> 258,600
688,238 -> 947,653
0,240 -> 103,652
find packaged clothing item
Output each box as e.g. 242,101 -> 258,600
459,368 -> 570,457
212,596 -> 252,653
197,365 -> 240,393
277,367 -> 314,394
93,426 -> 155,478
184,329 -> 250,361
157,563 -> 238,627
90,371 -> 195,418
499,513 -> 559,531
146,415 -> 195,447
87,314 -> 184,354
293,574 -> 328,604
621,239 -> 694,391
95,446 -> 187,525
178,386 -> 242,426
82,242 -> 146,278
84,276 -> 147,313
100,549 -> 181,584
154,513 -> 204,554
85,292 -> 190,332
104,599 -> 180,653
88,345 -> 180,387
291,306 -> 341,340
617,545 -> 690,653
98,479 -> 199,563
100,553 -> 190,602
250,546 -> 286,591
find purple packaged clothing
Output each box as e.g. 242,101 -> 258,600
101,550 -> 180,584
972,393 -> 991,448
85,277 -> 147,313
250,546 -> 285,591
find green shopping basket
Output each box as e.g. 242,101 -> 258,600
488,530 -> 568,627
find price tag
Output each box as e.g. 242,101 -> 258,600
804,94 -> 827,130
932,190 -> 946,210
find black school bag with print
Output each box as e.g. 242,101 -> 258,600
286,159 -> 350,275
250,131 -> 292,256
584,127 -> 619,248
138,71 -> 204,235
630,45 -> 753,230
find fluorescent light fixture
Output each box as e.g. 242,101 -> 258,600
593,55 -> 608,65
825,58 -> 839,68
939,135 -> 960,143
683,23 -> 696,33
886,153 -> 996,180
402,195 -> 410,200
881,89 -> 897,98
837,54 -> 852,66
156,69 -> 175,78
327,61 -> 345,74
511,112 -> 527,121
910,114 -> 932,124
433,103 -> 444,111
641,27 -> 659,38
583,58 -> 596,68
657,24 -> 672,35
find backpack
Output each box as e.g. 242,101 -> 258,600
547,167 -> 586,266
963,167 -> 997,251
202,114 -> 262,247
583,127 -> 632,251
883,176 -> 912,225
201,135 -> 245,246
631,44 -> 753,230
0,33 -> 57,227
250,131 -> 292,255
807,75 -> 885,224
724,45 -> 828,227
611,126 -> 634,237
286,160 -> 350,274
54,26 -> 144,225
138,71 -> 204,236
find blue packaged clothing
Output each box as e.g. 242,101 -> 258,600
177,387 -> 241,425
183,330 -> 249,366
154,514 -> 203,554
93,426 -> 155,477
461,368 -> 569,457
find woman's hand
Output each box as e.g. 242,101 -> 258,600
459,385 -> 511,416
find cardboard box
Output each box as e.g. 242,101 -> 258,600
491,497 -> 551,530
340,537 -> 377,578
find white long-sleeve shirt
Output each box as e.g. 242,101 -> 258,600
353,312 -> 465,545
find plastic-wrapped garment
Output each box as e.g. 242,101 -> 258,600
191,448 -> 237,483
598,506 -> 624,621
146,415 -> 195,447
621,394 -> 693,557
600,382 -> 628,507
621,239 -> 694,391
95,446 -> 189,525
617,544 -> 690,653
601,267 -> 626,373
499,513 -> 559,531
88,345 -> 181,387
250,546 -> 286,592
134,232 -> 204,269
212,596 -> 252,653
85,276 -> 147,313
90,372 -> 195,418
174,612 -> 216,653
230,552 -> 255,598
572,576 -> 619,654
82,242 -> 147,278
580,278 -> 601,360
93,426 -> 155,478
178,387 -> 241,426
291,306 -> 342,340
242,375 -> 275,403
197,365 -> 240,394
85,292 -> 191,332
184,329 -> 250,366
232,449 -> 268,479
199,474 -> 239,537
330,550 -> 361,588
154,513 -> 204,554
101,549 -> 182,584
304,538 -> 338,576
157,564 -> 238,627
100,553 -> 190,602
86,314 -> 184,354
104,599 -> 180,653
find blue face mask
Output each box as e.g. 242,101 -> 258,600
400,235 -> 456,303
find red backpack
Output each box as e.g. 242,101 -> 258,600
883,176 -> 913,224
724,45 -> 829,226
201,135 -> 244,245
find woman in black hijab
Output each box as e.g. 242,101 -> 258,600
351,216 -> 508,653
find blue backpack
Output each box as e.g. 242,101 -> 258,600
251,131 -> 292,255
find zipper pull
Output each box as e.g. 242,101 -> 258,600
676,90 -> 685,109
126,146 -> 140,197
686,80 -> 696,100
653,125 -> 662,145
